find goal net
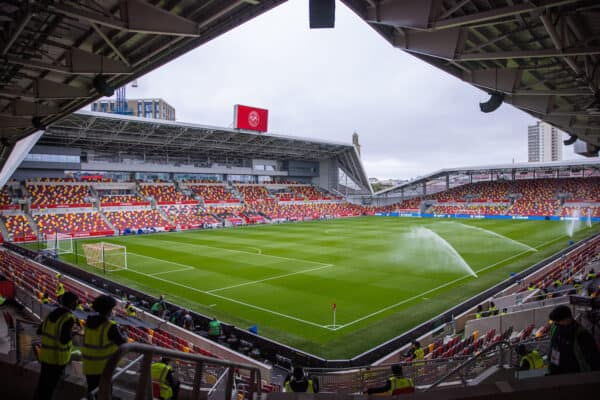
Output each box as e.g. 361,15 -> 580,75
82,242 -> 127,272
46,233 -> 73,254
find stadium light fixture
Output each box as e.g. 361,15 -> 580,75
563,135 -> 578,146
93,75 -> 114,97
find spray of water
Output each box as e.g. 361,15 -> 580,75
566,208 -> 582,237
449,222 -> 537,252
404,227 -> 478,278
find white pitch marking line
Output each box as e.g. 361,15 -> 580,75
207,264 -> 334,293
152,238 -> 330,267
128,251 -> 198,273
151,266 -> 195,276
335,236 -> 562,331
124,266 -> 333,330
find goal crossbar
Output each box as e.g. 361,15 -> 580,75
82,242 -> 127,272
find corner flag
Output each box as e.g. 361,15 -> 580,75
332,303 -> 336,310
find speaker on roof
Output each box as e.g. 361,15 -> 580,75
93,75 -> 114,97
479,91 -> 504,113
310,0 -> 335,28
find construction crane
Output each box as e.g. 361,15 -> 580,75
114,80 -> 138,115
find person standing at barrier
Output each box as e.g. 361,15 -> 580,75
125,301 -> 136,318
82,295 -> 128,397
410,341 -> 425,366
208,317 -> 221,341
33,291 -> 78,400
548,305 -> 600,375
55,274 -> 65,304
151,357 -> 180,400
516,344 -> 544,371
364,364 -> 414,395
283,366 -> 319,393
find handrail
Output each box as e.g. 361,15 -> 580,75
424,340 -> 511,392
96,343 -> 262,400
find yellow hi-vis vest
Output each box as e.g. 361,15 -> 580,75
413,347 -> 425,366
56,282 -> 65,298
284,379 -> 315,393
82,320 -> 119,375
39,311 -> 75,366
386,376 -> 414,395
151,362 -> 174,400
126,305 -> 136,317
520,350 -> 544,369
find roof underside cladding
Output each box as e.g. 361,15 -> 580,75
343,0 -> 600,154
0,0 -> 286,163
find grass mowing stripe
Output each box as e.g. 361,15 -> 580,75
450,222 -> 538,252
123,266 -> 332,330
207,264 -> 334,293
155,237 -> 331,266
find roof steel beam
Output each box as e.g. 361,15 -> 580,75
2,11 -> 32,56
90,23 -> 130,67
49,0 -> 200,37
455,47 -> 600,61
6,47 -> 130,74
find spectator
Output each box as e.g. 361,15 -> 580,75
41,291 -> 50,304
170,308 -> 184,326
82,295 -> 128,396
55,276 -> 65,303
475,305 -> 483,319
33,291 -> 79,400
488,301 -> 498,315
410,341 -> 424,366
151,295 -> 167,318
182,311 -> 193,330
516,344 -> 544,371
548,305 -> 600,374
208,317 -> 221,341
364,364 -> 414,395
284,367 -> 319,393
586,268 -> 596,281
125,302 -> 136,318
151,357 -> 180,400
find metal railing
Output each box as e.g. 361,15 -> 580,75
307,339 -> 550,394
94,343 -> 262,400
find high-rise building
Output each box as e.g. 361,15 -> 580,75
90,98 -> 176,121
527,121 -> 562,162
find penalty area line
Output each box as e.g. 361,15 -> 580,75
124,266 -> 333,331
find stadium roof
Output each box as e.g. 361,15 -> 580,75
43,111 -> 372,192
377,158 -> 600,196
343,0 -> 600,154
0,0 -> 285,165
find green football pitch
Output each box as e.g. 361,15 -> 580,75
54,217 -> 599,359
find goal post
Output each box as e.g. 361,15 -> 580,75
82,242 -> 127,272
46,232 -> 73,255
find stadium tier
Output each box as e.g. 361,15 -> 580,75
27,182 -> 91,208
139,183 -> 195,204
161,205 -> 220,228
187,184 -> 239,204
100,194 -> 148,206
105,209 -> 172,232
1,214 -> 36,241
236,185 -> 272,203
32,212 -> 113,238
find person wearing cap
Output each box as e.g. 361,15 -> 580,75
151,357 -> 180,400
516,344 -> 544,371
548,305 -> 600,375
82,294 -> 128,396
33,291 -> 79,400
284,366 -> 319,393
364,364 -> 414,395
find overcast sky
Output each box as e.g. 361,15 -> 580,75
108,0 -> 581,180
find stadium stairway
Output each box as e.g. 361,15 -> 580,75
0,222 -> 9,241
156,206 -> 172,224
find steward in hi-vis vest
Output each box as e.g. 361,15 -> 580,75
516,345 -> 544,370
364,364 -> 415,396
284,367 -> 319,393
82,295 -> 128,397
33,291 -> 79,400
151,358 -> 180,400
